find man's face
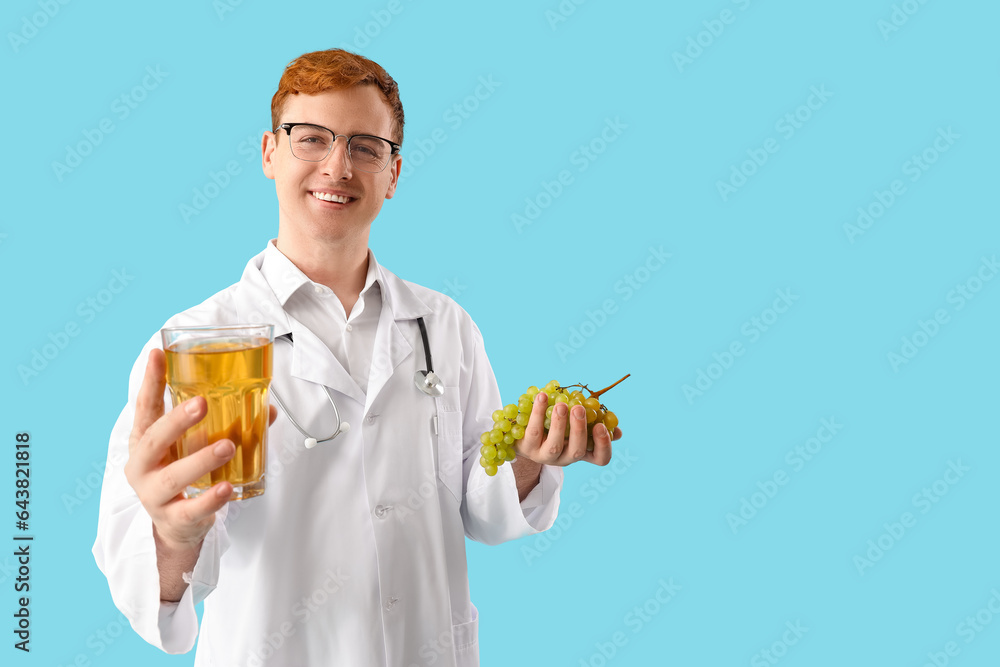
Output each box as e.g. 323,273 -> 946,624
262,86 -> 401,246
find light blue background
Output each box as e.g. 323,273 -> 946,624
2,0 -> 998,665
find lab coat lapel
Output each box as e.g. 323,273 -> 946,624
230,251 -> 292,338
363,263 -> 433,416
288,317 -> 366,405
231,250 -> 365,405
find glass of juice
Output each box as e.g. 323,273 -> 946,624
160,324 -> 274,500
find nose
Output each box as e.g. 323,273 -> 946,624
321,136 -> 353,179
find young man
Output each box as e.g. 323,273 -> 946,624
93,49 -> 618,666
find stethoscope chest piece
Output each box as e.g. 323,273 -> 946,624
412,317 -> 444,397
414,370 -> 444,397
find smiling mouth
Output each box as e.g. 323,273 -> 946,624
311,191 -> 354,204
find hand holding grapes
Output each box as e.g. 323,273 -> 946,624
479,376 -> 627,474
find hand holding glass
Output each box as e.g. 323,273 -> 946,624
160,325 -> 273,500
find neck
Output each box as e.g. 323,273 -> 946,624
275,229 -> 370,317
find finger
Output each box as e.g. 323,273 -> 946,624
268,404 -> 278,426
539,402 -> 570,464
145,438 -> 236,508
158,481 -> 233,549
130,349 -> 167,452
584,422 -> 613,466
515,391 -> 549,459
611,426 -> 622,441
128,395 -> 207,474
557,405 -> 588,465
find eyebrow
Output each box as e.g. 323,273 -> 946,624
294,122 -> 387,137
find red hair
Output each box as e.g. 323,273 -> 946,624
271,49 -> 404,144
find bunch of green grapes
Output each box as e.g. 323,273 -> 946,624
478,375 -> 629,476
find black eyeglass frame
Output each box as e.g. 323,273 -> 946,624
274,123 -> 401,172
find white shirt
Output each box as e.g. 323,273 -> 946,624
260,240 -> 381,393
92,244 -> 563,666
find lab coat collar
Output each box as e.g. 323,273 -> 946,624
247,239 -> 433,322
231,249 -> 294,339
232,244 -> 433,408
365,258 -> 434,413
261,240 -> 383,313
373,261 -> 433,322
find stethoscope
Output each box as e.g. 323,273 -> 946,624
269,317 -> 443,449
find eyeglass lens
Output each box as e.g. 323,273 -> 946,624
287,125 -> 392,172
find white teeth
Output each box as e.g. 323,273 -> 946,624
312,192 -> 350,203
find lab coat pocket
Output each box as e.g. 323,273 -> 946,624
452,611 -> 479,661
435,387 -> 464,504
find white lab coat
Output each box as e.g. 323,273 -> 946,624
92,247 -> 563,666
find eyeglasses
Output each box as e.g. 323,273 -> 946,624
274,123 -> 401,173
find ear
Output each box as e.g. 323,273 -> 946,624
384,154 -> 402,200
261,131 -> 277,181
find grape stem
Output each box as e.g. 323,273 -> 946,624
561,374 -> 631,398
591,374 -> 630,398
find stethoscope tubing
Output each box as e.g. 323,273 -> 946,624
269,317 -> 440,449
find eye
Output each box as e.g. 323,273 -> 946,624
290,126 -> 332,146
299,134 -> 327,145
351,137 -> 388,160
